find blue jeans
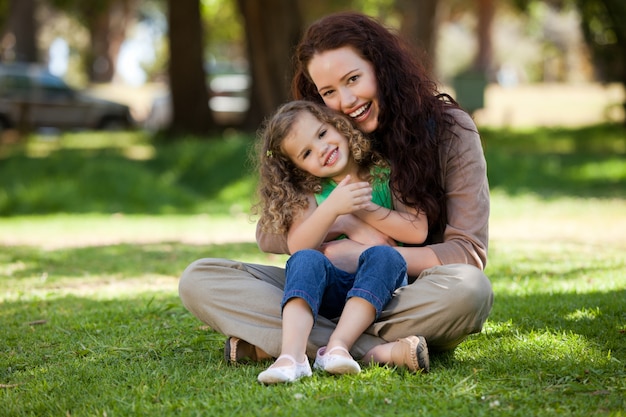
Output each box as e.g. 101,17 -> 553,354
282,246 -> 407,321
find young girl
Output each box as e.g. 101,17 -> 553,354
254,101 -> 428,384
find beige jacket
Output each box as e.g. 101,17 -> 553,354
256,108 -> 490,270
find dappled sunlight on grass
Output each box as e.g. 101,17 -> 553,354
1,126 -> 625,415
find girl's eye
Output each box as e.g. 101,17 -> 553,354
318,129 -> 327,139
303,149 -> 311,159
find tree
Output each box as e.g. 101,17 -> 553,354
576,0 -> 626,120
49,0 -> 138,82
2,0 -> 37,62
395,0 -> 442,72
236,0 -> 303,129
167,0 -> 213,135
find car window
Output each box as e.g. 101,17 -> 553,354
0,74 -> 32,98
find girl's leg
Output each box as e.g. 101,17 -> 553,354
315,246 -> 406,374
259,250 -> 340,383
326,297 -> 375,357
257,297 -> 314,384
270,298 -> 314,367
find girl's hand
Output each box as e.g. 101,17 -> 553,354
323,175 -> 372,216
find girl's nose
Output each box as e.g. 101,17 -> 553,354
317,142 -> 328,157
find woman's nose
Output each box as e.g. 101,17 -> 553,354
339,87 -> 357,110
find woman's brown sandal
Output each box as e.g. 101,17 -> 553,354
390,335 -> 430,373
224,337 -> 272,364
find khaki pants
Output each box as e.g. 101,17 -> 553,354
179,258 -> 494,359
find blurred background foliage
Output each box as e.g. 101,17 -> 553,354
0,0 -> 624,135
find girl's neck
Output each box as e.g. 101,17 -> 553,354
331,160 -> 363,184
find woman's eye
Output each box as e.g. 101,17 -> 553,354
348,75 -> 359,84
321,90 -> 334,97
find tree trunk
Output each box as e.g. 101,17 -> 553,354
600,0 -> 626,123
474,0 -> 495,77
167,0 -> 214,135
577,0 -> 626,125
4,0 -> 38,62
86,0 -> 138,83
395,0 -> 442,72
237,0 -> 303,130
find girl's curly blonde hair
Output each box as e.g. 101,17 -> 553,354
252,100 -> 388,235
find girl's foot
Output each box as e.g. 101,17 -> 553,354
313,346 -> 361,375
257,354 -> 312,384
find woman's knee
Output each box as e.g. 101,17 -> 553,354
435,264 -> 494,320
178,258 -> 237,301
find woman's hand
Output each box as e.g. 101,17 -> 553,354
330,214 -> 395,246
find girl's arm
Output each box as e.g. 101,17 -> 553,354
287,177 -> 372,253
353,195 -> 428,244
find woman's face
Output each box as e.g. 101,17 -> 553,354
307,47 -> 379,133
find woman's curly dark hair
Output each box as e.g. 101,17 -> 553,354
292,11 -> 462,239
253,100 -> 387,234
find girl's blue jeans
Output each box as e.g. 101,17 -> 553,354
282,246 -> 407,321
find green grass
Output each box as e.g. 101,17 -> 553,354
1,126 -> 625,416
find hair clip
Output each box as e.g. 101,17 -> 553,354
266,150 -> 273,157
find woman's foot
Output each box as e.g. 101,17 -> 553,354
364,335 -> 430,373
224,337 -> 272,364
257,354 -> 312,384
313,346 -> 361,375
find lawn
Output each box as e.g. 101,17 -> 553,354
1,126 -> 625,416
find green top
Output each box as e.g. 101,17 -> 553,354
314,167 -> 393,209
314,167 -> 399,243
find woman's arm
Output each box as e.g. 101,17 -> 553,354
320,239 -> 441,276
428,109 -> 490,270
353,197 -> 428,244
256,223 -> 290,254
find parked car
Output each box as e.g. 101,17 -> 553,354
144,61 -> 250,131
0,63 -> 134,132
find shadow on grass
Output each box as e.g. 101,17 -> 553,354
2,237 -> 624,414
3,241 -> 283,282
2,286 -> 624,415
0,134 -> 255,216
482,124 -> 626,199
1,124 -> 625,216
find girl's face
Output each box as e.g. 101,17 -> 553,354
281,111 -> 354,182
307,46 -> 379,133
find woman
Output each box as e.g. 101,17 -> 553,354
179,11 -> 493,371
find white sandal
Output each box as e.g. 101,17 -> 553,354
313,346 -> 361,375
257,354 -> 312,384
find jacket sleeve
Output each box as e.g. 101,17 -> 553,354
428,109 -> 490,269
256,222 -> 291,255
